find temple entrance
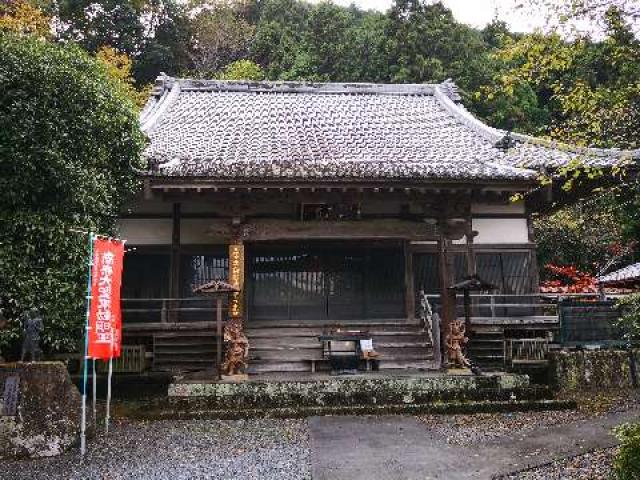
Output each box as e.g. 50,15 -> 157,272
247,242 -> 406,321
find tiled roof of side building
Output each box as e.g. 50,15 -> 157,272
139,76 -> 638,183
598,262 -> 640,285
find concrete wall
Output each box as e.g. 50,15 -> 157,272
116,219 -> 172,244
472,218 -> 530,244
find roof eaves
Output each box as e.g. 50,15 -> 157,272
509,131 -> 640,164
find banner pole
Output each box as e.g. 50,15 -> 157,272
105,356 -> 113,434
92,359 -> 97,430
80,233 -> 94,456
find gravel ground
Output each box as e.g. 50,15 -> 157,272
499,447 -> 618,480
1,391 -> 635,479
0,418 -> 311,480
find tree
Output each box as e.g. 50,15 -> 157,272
0,0 -> 51,38
517,0 -> 640,34
0,33 -> 145,353
218,58 -> 264,80
534,194 -> 635,278
53,0 -> 147,56
188,1 -> 255,77
476,8 -> 640,147
251,0 -> 311,80
132,0 -> 193,84
385,0 -> 496,98
476,7 -> 640,275
96,46 -> 151,108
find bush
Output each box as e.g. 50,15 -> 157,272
616,294 -> 640,343
615,422 -> 640,480
0,33 -> 145,354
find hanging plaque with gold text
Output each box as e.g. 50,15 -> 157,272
228,243 -> 245,318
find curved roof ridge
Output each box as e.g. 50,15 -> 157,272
150,75 -> 442,96
141,78 -> 181,134
433,85 -> 504,144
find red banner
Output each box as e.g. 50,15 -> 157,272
88,238 -> 124,359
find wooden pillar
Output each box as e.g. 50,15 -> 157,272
216,297 -> 223,380
404,240 -> 415,321
438,232 -> 455,364
168,202 -> 181,322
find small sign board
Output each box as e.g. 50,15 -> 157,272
2,375 -> 20,416
360,339 -> 374,352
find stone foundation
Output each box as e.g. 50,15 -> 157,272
0,362 -> 86,459
169,373 -> 532,410
549,349 -> 640,391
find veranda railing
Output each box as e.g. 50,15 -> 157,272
121,297 -> 229,324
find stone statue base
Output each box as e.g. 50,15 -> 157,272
221,373 -> 249,383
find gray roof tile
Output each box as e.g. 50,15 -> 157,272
598,262 -> 640,284
140,77 -> 637,183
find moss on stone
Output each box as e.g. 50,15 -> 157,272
549,350 -> 640,391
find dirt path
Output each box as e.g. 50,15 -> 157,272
309,408 -> 640,480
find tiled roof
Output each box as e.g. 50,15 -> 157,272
598,263 -> 640,285
139,76 -> 638,183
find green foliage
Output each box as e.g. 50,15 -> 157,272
476,8 -> 640,148
533,193 -> 633,278
616,294 -> 640,342
0,33 -> 145,354
54,0 -> 147,55
218,59 -> 264,80
614,422 -> 640,480
132,1 -> 193,85
386,0 -> 493,93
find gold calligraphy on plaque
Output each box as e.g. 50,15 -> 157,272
228,243 -> 244,318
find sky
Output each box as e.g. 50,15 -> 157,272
324,0 -> 549,33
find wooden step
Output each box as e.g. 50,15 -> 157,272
154,349 -> 217,357
246,328 -> 426,339
248,361 -> 314,374
250,350 -> 324,361
248,319 -> 417,329
154,331 -> 218,338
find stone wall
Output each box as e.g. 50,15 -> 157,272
549,349 -> 640,391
